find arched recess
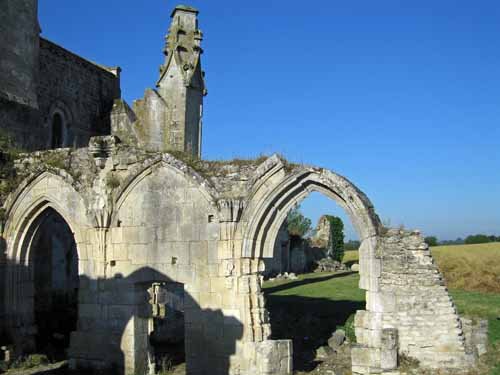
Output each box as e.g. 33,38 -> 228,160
2,172 -> 92,350
110,156 -> 218,227
46,100 -> 73,149
104,157 -> 222,373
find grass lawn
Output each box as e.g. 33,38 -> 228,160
263,272 -> 363,371
264,266 -> 500,374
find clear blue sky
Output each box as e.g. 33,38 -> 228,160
39,1 -> 500,241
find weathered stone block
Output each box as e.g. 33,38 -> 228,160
255,340 -> 293,375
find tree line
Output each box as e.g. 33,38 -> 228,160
424,234 -> 500,247
287,205 -> 499,255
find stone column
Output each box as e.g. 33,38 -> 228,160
351,235 -> 386,375
68,227 -> 110,370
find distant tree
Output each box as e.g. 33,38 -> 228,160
325,215 -> 344,262
439,238 -> 467,245
344,240 -> 361,251
287,206 -> 312,238
465,234 -> 491,244
424,236 -> 438,247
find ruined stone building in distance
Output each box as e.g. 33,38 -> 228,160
0,1 -> 482,375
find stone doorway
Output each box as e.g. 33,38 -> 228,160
31,208 -> 79,360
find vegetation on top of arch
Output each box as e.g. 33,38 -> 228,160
166,150 -> 298,178
0,146 -> 96,206
0,130 -> 24,203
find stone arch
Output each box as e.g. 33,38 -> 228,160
3,171 -> 91,244
101,156 -> 228,374
237,159 -> 474,374
237,163 -> 388,373
242,166 -> 382,260
111,155 -> 219,226
7,197 -> 82,264
2,172 -> 92,350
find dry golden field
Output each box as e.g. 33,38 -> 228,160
343,242 -> 500,293
431,242 -> 500,293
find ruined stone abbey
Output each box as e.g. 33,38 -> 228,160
0,2 -> 481,374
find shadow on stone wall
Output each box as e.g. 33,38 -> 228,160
2,263 -> 243,375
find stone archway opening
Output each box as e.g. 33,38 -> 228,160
263,192 -> 360,276
7,206 -> 80,361
261,191 -> 365,372
31,207 -> 79,360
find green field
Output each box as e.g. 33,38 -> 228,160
263,243 -> 500,374
263,272 -> 364,372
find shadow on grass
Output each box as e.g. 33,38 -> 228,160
264,276 -> 364,371
264,272 -> 356,295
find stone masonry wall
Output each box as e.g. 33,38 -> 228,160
0,1 -> 121,152
0,0 -> 39,108
38,38 -> 121,149
0,97 -> 41,149
63,149 -> 262,375
377,229 -> 474,370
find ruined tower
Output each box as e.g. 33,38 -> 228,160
114,5 -> 207,156
157,5 -> 207,157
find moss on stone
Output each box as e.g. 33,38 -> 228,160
106,173 -> 121,190
42,151 -> 68,170
0,131 -> 25,201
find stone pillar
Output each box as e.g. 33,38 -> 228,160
121,314 -> 150,375
68,228 -> 112,371
352,311 -> 384,374
232,258 -> 293,375
351,234 -> 386,375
